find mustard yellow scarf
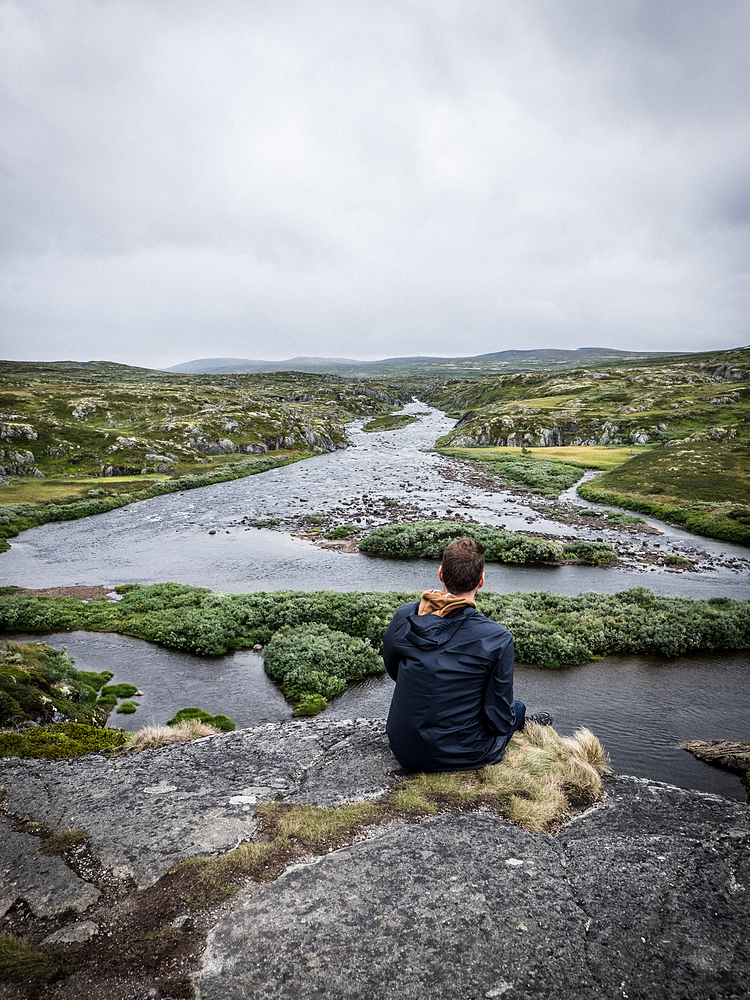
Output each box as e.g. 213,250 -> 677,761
417,590 -> 476,618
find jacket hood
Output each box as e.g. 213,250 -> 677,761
404,604 -> 476,650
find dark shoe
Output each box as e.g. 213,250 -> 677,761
525,712 -> 554,727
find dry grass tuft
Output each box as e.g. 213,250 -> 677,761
562,726 -> 613,773
117,719 -> 219,754
256,801 -> 380,849
384,723 -> 612,834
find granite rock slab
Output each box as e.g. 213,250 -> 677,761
0,719 -> 397,891
195,776 -> 750,1000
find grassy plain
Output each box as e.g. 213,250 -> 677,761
441,444 -> 641,470
424,347 -> 750,543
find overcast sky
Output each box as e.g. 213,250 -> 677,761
1,0 -> 749,369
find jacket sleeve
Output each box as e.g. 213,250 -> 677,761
382,603 -> 417,682
482,632 -> 516,736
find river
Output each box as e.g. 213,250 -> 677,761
1,402 -> 748,597
6,629 -> 748,801
1,403 -> 748,799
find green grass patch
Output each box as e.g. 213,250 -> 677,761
0,933 -> 65,984
303,512 -> 327,526
0,474 -> 167,506
323,524 -> 359,539
166,707 -> 235,731
578,441 -> 750,545
101,682 -> 139,698
40,828 -> 87,856
116,699 -> 140,714
0,722 -> 128,758
442,445 -> 640,470
361,413 -> 418,433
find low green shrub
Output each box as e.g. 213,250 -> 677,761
0,641 -> 107,727
303,512 -> 327,526
263,623 -> 384,714
561,540 -> 618,566
665,554 -> 691,566
1,583 -> 748,675
292,694 -> 328,717
0,723 -> 128,758
166,707 -> 235,731
116,700 -> 139,714
481,455 -> 585,495
101,683 -> 139,699
359,521 -> 564,564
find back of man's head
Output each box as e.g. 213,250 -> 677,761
440,536 -> 485,594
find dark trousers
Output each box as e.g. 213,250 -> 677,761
492,699 -> 526,761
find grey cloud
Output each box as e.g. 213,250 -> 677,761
0,0 -> 748,366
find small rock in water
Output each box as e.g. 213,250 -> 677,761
43,921 -> 99,944
208,529 -> 216,534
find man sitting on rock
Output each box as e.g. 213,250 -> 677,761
383,536 -> 551,772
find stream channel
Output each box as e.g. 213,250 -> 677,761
2,403 -> 749,799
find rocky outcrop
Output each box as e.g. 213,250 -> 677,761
0,421 -> 37,441
683,739 -> 750,774
0,448 -> 44,477
0,719 -> 747,999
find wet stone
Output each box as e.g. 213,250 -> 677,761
0,814 -> 100,918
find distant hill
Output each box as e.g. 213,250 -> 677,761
165,348 -> 683,378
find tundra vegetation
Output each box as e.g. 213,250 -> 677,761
429,347 -> 750,544
0,637 -> 235,757
358,520 -> 618,565
0,584 -> 747,716
0,348 -> 748,547
0,360 -> 410,551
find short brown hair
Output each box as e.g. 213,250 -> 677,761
440,537 -> 485,594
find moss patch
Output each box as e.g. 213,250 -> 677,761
166,707 -> 235,731
0,722 -> 128,758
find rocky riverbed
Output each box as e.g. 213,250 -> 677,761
4,402 -> 746,597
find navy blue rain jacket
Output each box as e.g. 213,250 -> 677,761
384,601 -> 517,772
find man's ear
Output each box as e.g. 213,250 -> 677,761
438,565 -> 444,585
477,572 -> 485,590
